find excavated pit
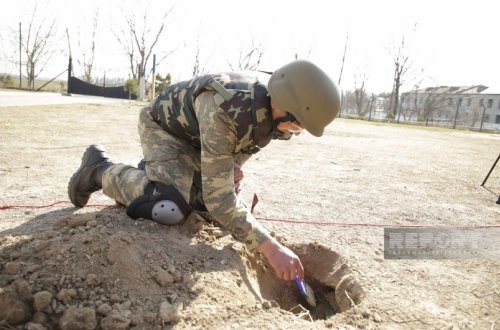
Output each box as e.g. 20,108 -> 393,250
251,242 -> 364,320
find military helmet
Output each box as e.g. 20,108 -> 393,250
268,60 -> 340,137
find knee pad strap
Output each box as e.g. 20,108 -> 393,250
126,182 -> 191,225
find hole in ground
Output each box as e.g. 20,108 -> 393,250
253,242 -> 364,320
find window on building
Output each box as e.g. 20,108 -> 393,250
479,99 -> 484,107
498,100 -> 500,109
448,98 -> 453,106
458,98 -> 462,106
467,98 -> 472,107
487,99 -> 493,108
496,115 -> 500,124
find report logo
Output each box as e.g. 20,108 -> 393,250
384,228 -> 500,259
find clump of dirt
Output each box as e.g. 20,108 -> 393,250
0,208 -> 364,329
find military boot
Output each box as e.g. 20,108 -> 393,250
68,145 -> 114,207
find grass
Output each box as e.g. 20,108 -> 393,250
0,76 -> 67,93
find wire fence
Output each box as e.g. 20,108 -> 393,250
339,102 -> 500,133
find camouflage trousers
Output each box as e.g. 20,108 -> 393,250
101,106 -> 204,209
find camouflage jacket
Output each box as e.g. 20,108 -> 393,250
150,72 -> 275,249
151,72 -> 275,153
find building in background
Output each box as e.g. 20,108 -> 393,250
400,86 -> 500,130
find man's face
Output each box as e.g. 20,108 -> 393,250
270,101 -> 304,136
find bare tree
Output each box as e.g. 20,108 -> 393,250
77,8 -> 99,83
192,35 -> 209,77
398,82 -> 422,121
422,94 -> 447,122
353,70 -> 372,117
114,6 -> 174,82
227,40 -> 264,71
21,3 -> 58,90
387,23 -> 420,118
192,47 -> 203,77
339,90 -> 355,115
398,88 -> 417,121
388,36 -> 411,118
402,87 -> 448,123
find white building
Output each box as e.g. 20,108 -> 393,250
400,86 -> 500,130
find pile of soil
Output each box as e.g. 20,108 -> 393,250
0,208 -> 365,329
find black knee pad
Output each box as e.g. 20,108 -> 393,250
126,182 -> 191,225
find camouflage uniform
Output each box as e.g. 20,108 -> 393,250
102,72 -> 280,249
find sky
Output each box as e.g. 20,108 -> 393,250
0,0 -> 498,93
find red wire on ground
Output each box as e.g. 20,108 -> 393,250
0,201 -> 123,210
0,201 -> 70,210
1,200 -> 499,228
255,216 -> 500,228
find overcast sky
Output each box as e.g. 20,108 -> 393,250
0,0 -> 498,93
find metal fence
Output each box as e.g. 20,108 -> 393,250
339,104 -> 500,133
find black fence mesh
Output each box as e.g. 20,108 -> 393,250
68,76 -> 136,100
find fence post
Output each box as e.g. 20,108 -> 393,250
31,62 -> 35,90
338,90 -> 343,118
19,22 -> 22,89
453,100 -> 461,129
67,56 -> 72,94
397,102 -> 402,123
479,104 -> 487,132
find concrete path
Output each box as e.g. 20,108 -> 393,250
0,89 -> 124,106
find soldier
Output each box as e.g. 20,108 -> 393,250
68,60 -> 340,281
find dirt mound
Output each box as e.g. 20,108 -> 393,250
0,208 -> 366,329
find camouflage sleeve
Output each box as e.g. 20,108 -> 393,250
196,91 -> 271,250
234,152 -> 253,167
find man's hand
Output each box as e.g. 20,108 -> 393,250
259,238 -> 304,281
234,164 -> 244,194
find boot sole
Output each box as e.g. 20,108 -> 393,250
68,145 -> 108,207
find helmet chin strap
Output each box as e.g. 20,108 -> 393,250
272,114 -> 294,140
273,112 -> 297,125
